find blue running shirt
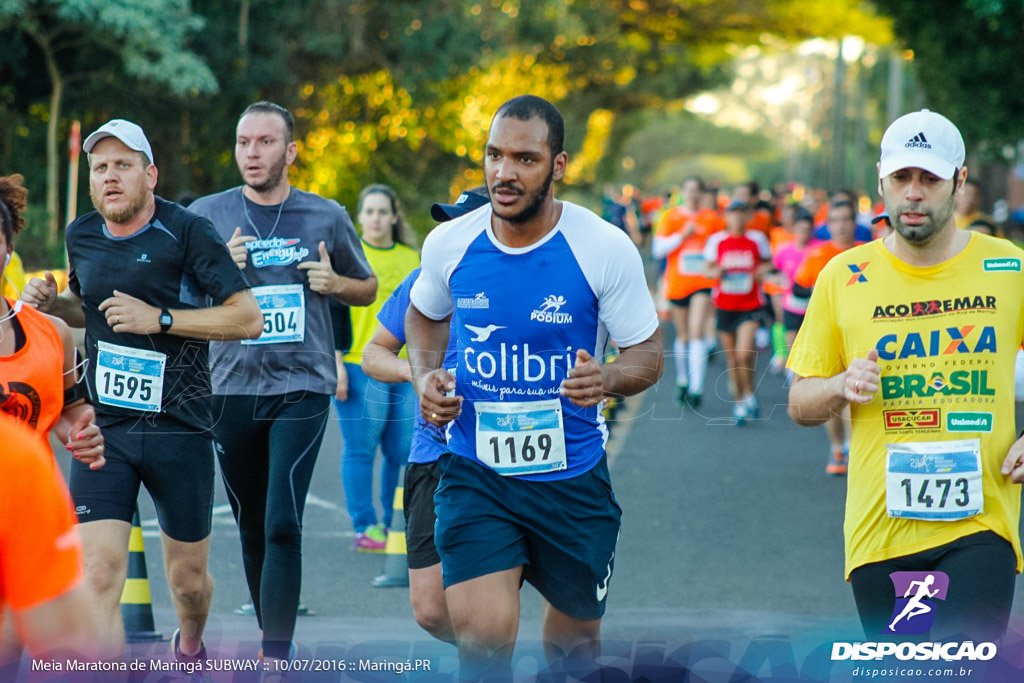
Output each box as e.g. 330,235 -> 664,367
410,202 -> 658,480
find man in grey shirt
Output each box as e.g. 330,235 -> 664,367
190,101 -> 376,661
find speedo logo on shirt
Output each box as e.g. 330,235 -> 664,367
530,295 -> 573,324
246,237 -> 310,268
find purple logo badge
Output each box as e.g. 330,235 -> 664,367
884,571 -> 949,635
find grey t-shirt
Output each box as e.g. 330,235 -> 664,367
190,187 -> 373,396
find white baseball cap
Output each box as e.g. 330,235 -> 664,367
878,109 -> 964,180
83,119 -> 154,164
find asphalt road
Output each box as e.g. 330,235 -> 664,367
27,322 -> 1024,681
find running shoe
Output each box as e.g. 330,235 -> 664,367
676,384 -> 689,404
234,601 -> 314,617
744,394 -> 759,419
684,392 -> 702,409
258,642 -> 297,661
732,402 -> 748,426
826,449 -> 849,476
172,627 -> 207,664
354,523 -> 387,552
754,327 -> 771,350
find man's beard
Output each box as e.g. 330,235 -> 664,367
490,165 -> 555,225
244,155 -> 288,195
90,183 -> 149,224
891,193 -> 955,245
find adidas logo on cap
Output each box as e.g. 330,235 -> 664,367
879,110 -> 964,180
905,132 -> 931,149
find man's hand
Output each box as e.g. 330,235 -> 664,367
227,227 -> 257,269
22,271 -> 59,311
560,349 -> 604,408
98,291 -> 160,334
1001,436 -> 1024,484
843,348 -> 881,405
65,406 -> 105,470
297,242 -> 338,296
416,369 -> 462,427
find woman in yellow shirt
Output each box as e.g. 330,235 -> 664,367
335,185 -> 420,551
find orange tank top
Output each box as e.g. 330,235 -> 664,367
0,298 -> 65,437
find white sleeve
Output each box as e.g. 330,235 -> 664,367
409,225 -> 455,320
750,230 -> 772,260
703,232 -> 722,263
409,211 -> 488,320
651,232 -> 683,259
560,204 -> 658,348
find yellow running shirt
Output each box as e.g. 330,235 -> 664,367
344,241 -> 420,364
788,233 -> 1024,579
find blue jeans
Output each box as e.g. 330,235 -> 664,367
334,363 -> 415,532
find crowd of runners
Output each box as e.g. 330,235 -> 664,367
1,96 -> 1023,679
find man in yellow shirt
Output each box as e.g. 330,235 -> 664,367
788,110 -> 1024,643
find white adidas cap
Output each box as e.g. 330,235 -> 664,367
878,110 -> 964,180
83,119 -> 154,165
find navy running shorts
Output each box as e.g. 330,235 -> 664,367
782,309 -> 805,332
669,288 -> 712,308
69,418 -> 215,542
715,308 -> 760,334
434,452 -> 622,621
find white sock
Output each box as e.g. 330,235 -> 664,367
688,338 -> 707,394
673,338 -> 688,386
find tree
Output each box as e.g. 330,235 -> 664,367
0,0 -> 217,244
872,0 -> 1024,154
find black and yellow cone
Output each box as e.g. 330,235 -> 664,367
120,506 -> 162,642
372,486 -> 409,588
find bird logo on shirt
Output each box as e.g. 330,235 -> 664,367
465,324 -> 505,342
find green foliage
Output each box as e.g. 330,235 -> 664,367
873,0 -> 1024,155
615,110 -> 780,189
15,205 -> 65,270
2,0 -> 896,238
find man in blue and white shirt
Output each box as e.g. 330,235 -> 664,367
407,95 -> 663,674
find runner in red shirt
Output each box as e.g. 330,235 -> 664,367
704,201 -> 771,425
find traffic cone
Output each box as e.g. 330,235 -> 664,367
372,486 -> 409,588
120,505 -> 163,642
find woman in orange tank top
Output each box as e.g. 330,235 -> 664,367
0,175 -> 103,468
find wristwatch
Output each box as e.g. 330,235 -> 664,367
159,308 -> 173,333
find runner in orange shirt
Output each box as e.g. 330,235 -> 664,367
652,177 -> 723,407
0,174 -> 103,467
792,200 -> 861,474
0,415 -> 98,662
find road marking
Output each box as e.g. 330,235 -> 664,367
305,492 -> 345,513
141,493 -> 345,532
